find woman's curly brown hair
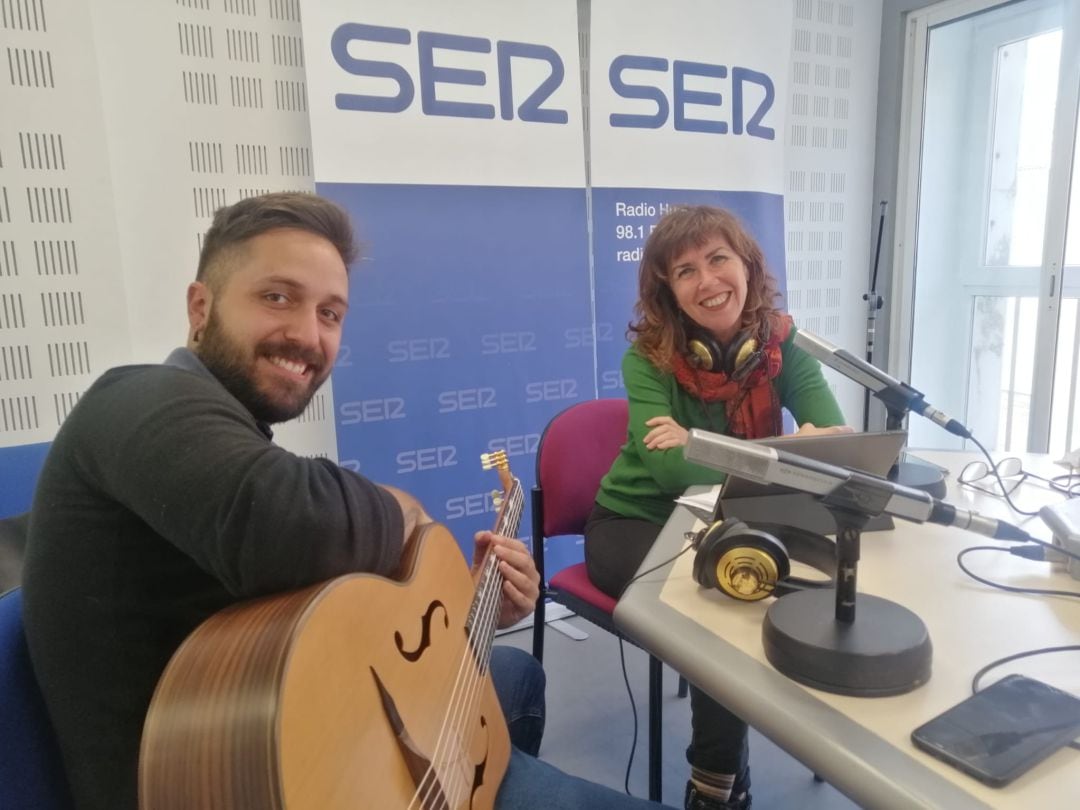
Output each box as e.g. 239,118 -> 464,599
629,205 -> 782,372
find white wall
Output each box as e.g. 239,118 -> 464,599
782,0 -> 884,426
0,0 -> 335,458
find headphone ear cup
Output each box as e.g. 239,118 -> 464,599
687,332 -> 724,372
697,523 -> 792,601
692,519 -> 748,589
726,331 -> 764,381
687,325 -> 762,379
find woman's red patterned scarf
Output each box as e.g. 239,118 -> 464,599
671,313 -> 793,439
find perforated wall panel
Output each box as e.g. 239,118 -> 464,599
0,0 -> 130,449
784,0 -> 883,422
86,0 -> 330,457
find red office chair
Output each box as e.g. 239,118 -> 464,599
530,398 -> 686,802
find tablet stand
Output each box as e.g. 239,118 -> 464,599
885,406 -> 948,498
761,501 -> 932,697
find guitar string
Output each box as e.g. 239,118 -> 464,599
446,551 -> 505,809
433,486 -> 523,810
410,484 -> 524,810
440,488 -> 522,810
409,552 -> 498,810
415,517 -> 510,810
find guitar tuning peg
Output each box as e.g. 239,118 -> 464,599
491,490 -> 503,507
481,450 -> 508,470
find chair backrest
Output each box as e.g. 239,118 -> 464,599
0,512 -> 30,593
535,398 -> 629,538
0,588 -> 75,810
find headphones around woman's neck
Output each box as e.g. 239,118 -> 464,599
685,319 -> 769,382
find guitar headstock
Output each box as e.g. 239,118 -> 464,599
481,450 -> 522,539
480,450 -> 514,500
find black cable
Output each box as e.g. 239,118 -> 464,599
617,637 -> 639,796
956,546 -> 1080,598
967,435 -> 1041,516
1050,471 -> 1080,497
1007,534 -> 1080,563
618,544 -> 695,599
614,543 -> 694,793
970,646 -> 1080,751
966,435 -> 1080,514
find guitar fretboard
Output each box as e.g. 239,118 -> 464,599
464,476 -> 524,663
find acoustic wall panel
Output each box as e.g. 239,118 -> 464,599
783,0 -> 883,422
0,0 -> 130,452
86,0 -> 331,459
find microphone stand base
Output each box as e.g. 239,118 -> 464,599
888,458 -> 947,499
762,589 -> 932,697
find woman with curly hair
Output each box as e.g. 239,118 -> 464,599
585,205 -> 850,810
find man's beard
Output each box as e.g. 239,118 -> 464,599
195,315 -> 328,424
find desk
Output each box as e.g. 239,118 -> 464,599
614,451 -> 1080,810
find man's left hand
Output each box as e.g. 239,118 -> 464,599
472,531 -> 541,629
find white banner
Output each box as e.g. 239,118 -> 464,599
590,0 -> 791,192
301,0 -> 585,187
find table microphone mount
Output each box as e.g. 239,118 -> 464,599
684,429 -> 944,697
760,495 -> 932,699
878,389 -> 949,500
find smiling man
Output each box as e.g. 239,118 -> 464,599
22,193 -> 668,810
189,225 -> 349,423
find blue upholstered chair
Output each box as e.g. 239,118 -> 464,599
0,587 -> 74,809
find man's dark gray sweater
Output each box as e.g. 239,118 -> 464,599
22,350 -> 404,810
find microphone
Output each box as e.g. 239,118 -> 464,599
684,429 -> 1031,542
793,329 -> 971,439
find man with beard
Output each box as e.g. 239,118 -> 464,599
21,193 -> 667,810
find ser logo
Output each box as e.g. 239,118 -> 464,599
600,370 -> 624,391
486,434 -> 540,457
438,387 -> 497,413
480,331 -> 536,355
445,490 -> 499,521
525,378 -> 577,403
396,445 -> 457,474
564,322 -> 613,349
388,337 -> 450,363
609,56 -> 775,138
339,397 -> 406,424
331,24 -> 568,124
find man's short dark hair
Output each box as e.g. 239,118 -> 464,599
196,192 -> 358,289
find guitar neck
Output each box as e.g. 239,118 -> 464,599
466,475 -> 523,653
493,476 -> 524,540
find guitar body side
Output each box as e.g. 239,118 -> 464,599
139,524 -> 510,810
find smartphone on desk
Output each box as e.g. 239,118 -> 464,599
911,674 -> 1080,787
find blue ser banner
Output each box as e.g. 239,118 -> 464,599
589,0 -> 793,390
301,0 -> 591,571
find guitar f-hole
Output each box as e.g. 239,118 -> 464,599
395,599 -> 449,662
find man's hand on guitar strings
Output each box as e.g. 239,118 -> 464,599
473,531 -> 541,628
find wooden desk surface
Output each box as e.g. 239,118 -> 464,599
615,450 -> 1080,810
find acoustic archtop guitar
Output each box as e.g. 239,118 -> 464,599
139,451 -> 524,810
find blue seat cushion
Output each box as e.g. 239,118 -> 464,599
0,588 -> 74,809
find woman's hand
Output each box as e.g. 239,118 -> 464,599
793,422 -> 854,437
643,415 -> 689,450
473,531 -> 541,629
